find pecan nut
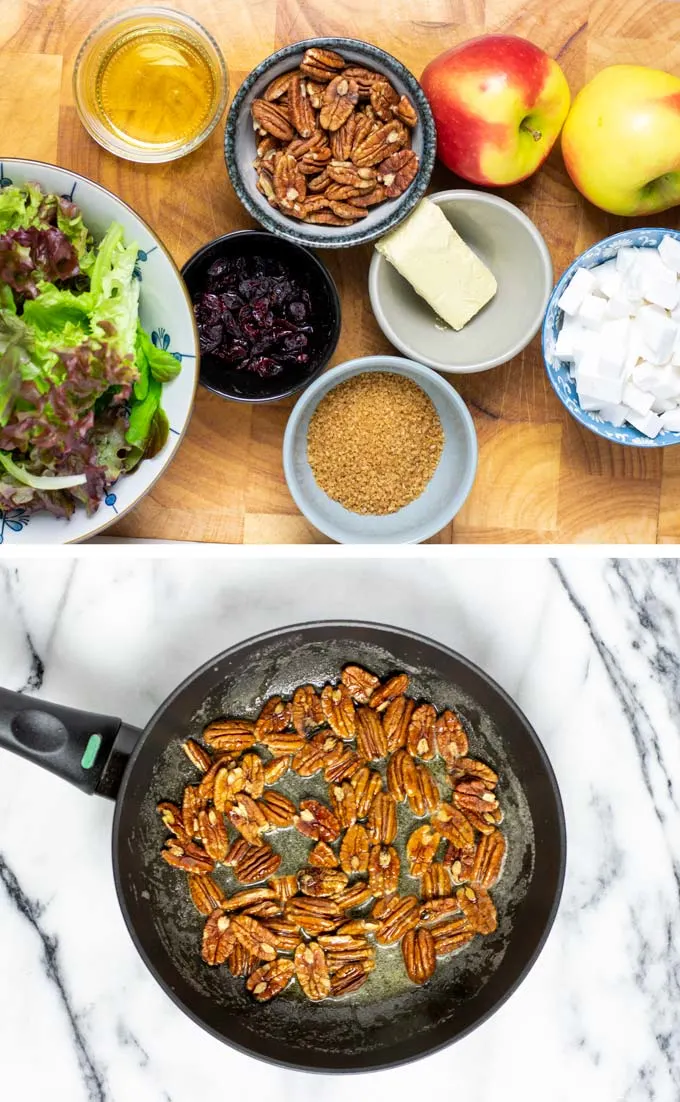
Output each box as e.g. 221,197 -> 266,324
366,791 -> 397,845
292,731 -> 342,776
201,910 -> 236,965
352,121 -> 408,167
470,830 -> 505,888
162,839 -> 214,875
330,963 -> 371,996
227,942 -> 258,977
247,957 -> 295,1001
405,824 -> 441,876
321,682 -> 356,740
356,706 -> 388,761
285,896 -> 344,935
367,844 -> 400,897
188,874 -> 225,915
449,757 -> 499,788
402,926 -> 436,984
298,866 -> 349,897
182,738 -> 212,772
222,886 -> 277,913
341,664 -> 380,703
435,710 -> 469,764
382,695 -> 415,754
377,149 -> 419,198
227,793 -> 269,846
420,863 -> 452,900
300,47 -> 346,81
240,752 -> 265,799
202,719 -> 256,754
263,756 -> 291,786
430,915 -> 476,956
258,790 -> 297,828
294,941 -> 332,1001
319,75 -> 359,131
294,798 -> 341,842
456,886 -> 498,935
453,779 -> 500,815
291,684 -> 325,736
252,99 -> 294,141
231,914 -> 278,961
406,703 -> 437,760
198,807 -> 229,862
233,841 -> 282,884
393,94 -> 418,127
352,765 -> 384,817
431,802 -> 476,848
374,894 -> 420,945
289,74 -> 317,138
274,152 -> 307,210
309,840 -> 339,868
329,780 -> 357,828
370,78 -> 399,121
369,673 -> 409,712
339,823 -> 370,875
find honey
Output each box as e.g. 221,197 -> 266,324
96,28 -> 215,148
74,9 -> 227,162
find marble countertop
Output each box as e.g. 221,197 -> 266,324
1,555 -> 679,1101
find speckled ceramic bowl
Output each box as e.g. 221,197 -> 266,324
283,356 -> 478,544
369,190 -> 553,374
224,37 -> 436,249
543,227 -> 680,447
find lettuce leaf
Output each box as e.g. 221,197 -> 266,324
136,324 -> 181,383
89,222 -> 140,359
0,183 -> 44,233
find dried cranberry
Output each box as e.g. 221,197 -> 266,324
289,301 -> 307,323
249,356 -> 283,378
199,324 -> 223,353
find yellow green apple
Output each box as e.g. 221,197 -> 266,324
420,35 -> 571,187
562,65 -> 680,215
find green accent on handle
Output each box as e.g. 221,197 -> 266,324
81,733 -> 102,770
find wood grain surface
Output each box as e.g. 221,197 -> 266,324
2,0 -> 680,544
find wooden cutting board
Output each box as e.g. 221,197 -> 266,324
2,0 -> 680,544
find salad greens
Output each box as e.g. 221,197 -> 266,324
0,182 -> 182,518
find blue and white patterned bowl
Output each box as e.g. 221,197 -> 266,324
224,37 -> 436,249
542,227 -> 680,448
0,159 -> 199,545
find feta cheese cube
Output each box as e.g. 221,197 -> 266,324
636,305 -> 677,363
579,293 -> 608,329
592,259 -> 622,299
616,247 -> 639,275
660,408 -> 680,431
647,364 -> 680,401
651,396 -> 677,414
642,273 -> 680,311
633,360 -> 662,391
577,372 -> 624,405
625,408 -> 663,438
659,235 -> 680,274
598,402 -> 628,427
558,267 -> 597,315
605,295 -> 634,320
622,380 -> 655,414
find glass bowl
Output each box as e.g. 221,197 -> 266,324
73,6 -> 228,163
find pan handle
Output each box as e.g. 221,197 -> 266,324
0,688 -> 142,798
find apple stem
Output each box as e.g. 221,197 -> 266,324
520,119 -> 542,142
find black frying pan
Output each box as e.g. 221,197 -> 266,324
0,621 -> 566,1072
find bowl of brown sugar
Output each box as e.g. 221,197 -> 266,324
282,356 -> 478,542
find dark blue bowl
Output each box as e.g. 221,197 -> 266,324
224,37 -> 436,249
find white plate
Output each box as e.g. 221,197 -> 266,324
0,159 -> 199,544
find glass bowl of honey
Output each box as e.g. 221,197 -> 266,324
73,6 -> 228,162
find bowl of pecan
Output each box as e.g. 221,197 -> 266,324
224,38 -> 436,248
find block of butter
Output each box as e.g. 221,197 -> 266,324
375,199 -> 497,331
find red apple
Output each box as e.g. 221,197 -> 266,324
420,35 -> 571,186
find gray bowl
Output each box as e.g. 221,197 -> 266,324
224,37 -> 436,249
282,356 -> 478,543
369,190 -> 553,373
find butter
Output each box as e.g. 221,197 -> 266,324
375,199 -> 497,331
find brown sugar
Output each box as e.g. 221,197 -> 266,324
306,372 -> 444,515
